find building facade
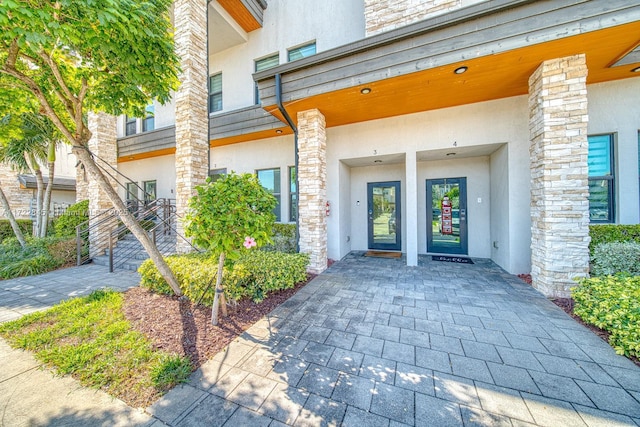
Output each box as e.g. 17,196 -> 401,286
100,0 -> 640,297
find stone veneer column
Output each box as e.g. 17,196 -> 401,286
0,164 -> 32,219
75,161 -> 88,202
365,0 -> 461,36
528,54 -> 590,297
174,0 -> 209,253
86,112 -> 118,258
297,109 -> 328,274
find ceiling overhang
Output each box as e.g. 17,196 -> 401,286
216,0 -> 266,33
248,0 -> 640,132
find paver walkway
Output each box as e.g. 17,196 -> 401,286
150,253 -> 640,426
0,264 -> 150,427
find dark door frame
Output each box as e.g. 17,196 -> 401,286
367,181 -> 402,251
426,177 -> 468,255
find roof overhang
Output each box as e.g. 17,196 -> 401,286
18,175 -> 76,192
216,0 -> 267,33
250,0 -> 640,131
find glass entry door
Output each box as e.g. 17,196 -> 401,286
368,181 -> 401,251
426,178 -> 467,254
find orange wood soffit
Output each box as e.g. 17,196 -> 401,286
210,127 -> 292,147
118,147 -> 176,163
261,22 -> 640,129
217,0 -> 261,32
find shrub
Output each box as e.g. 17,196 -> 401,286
572,276 -> 640,358
589,224 -> 640,255
262,223 -> 297,254
52,200 -> 89,237
0,219 -> 32,242
0,236 -> 77,279
139,250 -> 309,304
591,242 -> 640,276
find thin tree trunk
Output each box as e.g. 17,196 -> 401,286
72,145 -> 182,295
25,154 -> 43,237
211,251 -> 228,326
40,143 -> 55,237
0,185 -> 27,248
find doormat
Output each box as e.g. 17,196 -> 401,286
432,255 -> 474,264
365,251 -> 402,258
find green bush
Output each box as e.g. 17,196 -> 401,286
591,242 -> 640,276
139,250 -> 309,304
572,276 -> 640,358
589,224 -> 640,255
0,219 -> 32,242
0,236 -> 77,279
52,200 -> 89,237
262,223 -> 297,254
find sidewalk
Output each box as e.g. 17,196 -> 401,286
0,264 -> 149,427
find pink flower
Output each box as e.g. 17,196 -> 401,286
243,236 -> 257,249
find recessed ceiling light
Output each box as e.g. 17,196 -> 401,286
361,87 -> 372,94
374,159 -> 382,163
276,129 -> 283,134
446,152 -> 456,156
632,66 -> 640,73
454,66 -> 468,74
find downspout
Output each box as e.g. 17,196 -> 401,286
275,73 -> 299,252
206,1 -> 211,179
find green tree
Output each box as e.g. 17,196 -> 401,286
0,0 -> 181,294
185,173 -> 276,325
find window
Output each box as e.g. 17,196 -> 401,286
125,182 -> 139,212
209,73 -> 222,113
208,168 -> 227,182
289,166 -> 297,222
588,134 -> 614,223
288,42 -> 316,62
125,116 -> 136,136
142,104 -> 155,132
257,168 -> 281,222
143,180 -> 157,203
255,54 -> 279,104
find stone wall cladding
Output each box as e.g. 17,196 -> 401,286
87,112 -> 118,258
75,165 -> 88,202
528,54 -> 590,298
297,109 -> 328,274
365,0 -> 461,36
0,165 -> 32,220
174,0 -> 209,253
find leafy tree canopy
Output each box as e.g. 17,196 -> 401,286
0,0 -> 179,145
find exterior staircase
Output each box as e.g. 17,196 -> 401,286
91,231 -> 178,272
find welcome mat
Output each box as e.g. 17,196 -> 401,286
432,255 -> 474,264
365,251 -> 402,258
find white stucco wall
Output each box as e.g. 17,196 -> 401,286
209,0 -> 366,112
587,78 -> 640,224
210,136 -> 296,221
117,155 -> 177,200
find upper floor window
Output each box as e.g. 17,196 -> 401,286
209,73 -> 222,113
255,54 -> 279,104
257,168 -> 281,222
588,134 -> 615,223
288,42 -> 316,62
125,116 -> 136,136
142,104 -> 155,132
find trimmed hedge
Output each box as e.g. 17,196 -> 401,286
592,242 -> 640,277
262,223 -> 297,254
139,250 -> 309,304
0,219 -> 32,242
572,276 -> 640,358
589,224 -> 640,255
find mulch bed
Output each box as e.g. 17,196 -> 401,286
123,275 -> 315,370
517,273 -> 640,368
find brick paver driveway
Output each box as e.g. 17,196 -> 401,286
150,253 -> 640,426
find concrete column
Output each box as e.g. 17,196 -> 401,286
528,54 -> 590,297
174,0 -> 209,252
86,111 -> 118,258
405,151 -> 418,266
297,109 -> 328,274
